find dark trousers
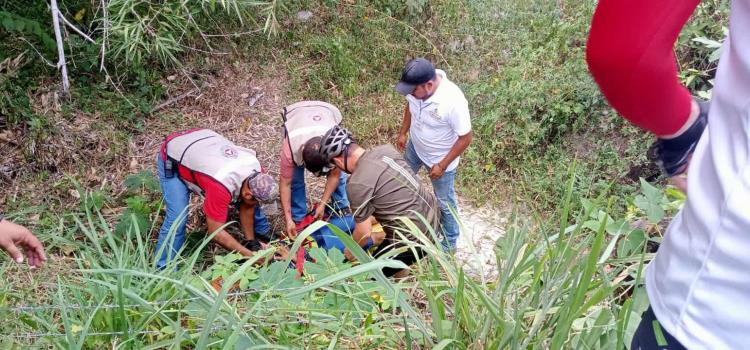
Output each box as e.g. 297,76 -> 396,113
631,307 -> 687,350
372,240 -> 425,277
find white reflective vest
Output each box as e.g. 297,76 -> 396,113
165,129 -> 260,199
283,100 -> 342,166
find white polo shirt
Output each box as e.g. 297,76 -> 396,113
406,69 -> 471,171
645,2 -> 750,348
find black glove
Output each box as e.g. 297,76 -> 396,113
240,239 -> 262,252
648,99 -> 709,177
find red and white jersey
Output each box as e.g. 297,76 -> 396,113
646,2 -> 750,348
161,129 -> 260,222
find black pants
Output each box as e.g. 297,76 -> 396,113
372,241 -> 425,277
631,306 -> 687,350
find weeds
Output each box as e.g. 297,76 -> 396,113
0,0 -> 724,347
257,0 -> 726,211
2,0 -> 728,210
0,175 -> 683,348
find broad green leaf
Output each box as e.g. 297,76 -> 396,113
617,229 -> 646,258
634,178 -> 666,223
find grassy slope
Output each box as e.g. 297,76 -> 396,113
0,0 -> 730,348
230,0 -> 652,212
2,0 -> 725,216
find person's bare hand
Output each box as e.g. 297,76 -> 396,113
274,245 -> 290,261
284,218 -> 297,240
670,173 -> 688,193
396,134 -> 408,152
371,230 -> 386,246
0,220 -> 46,268
669,153 -> 693,194
429,163 -> 445,180
344,248 -> 356,262
313,203 -> 326,220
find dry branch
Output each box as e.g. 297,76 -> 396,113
150,87 -> 201,114
59,14 -> 95,43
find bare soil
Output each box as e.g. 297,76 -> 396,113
454,198 -> 507,280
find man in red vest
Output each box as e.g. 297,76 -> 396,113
156,129 -> 278,269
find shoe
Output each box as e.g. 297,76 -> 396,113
647,99 -> 709,177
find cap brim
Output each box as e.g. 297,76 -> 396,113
257,197 -> 276,204
395,81 -> 417,96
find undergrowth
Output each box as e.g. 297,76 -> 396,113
232,0 -> 727,210
0,0 -> 730,347
0,174 -> 684,348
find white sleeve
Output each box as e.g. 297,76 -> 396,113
449,99 -> 471,136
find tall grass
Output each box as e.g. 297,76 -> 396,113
400,175 -> 653,349
105,0 -> 285,67
1,193 -> 432,348
0,173 -> 666,349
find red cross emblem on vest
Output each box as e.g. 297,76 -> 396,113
221,145 -> 238,159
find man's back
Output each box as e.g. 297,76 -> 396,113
346,145 -> 440,241
164,129 -> 260,199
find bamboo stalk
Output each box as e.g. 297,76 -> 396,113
50,0 -> 70,95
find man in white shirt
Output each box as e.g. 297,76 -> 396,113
395,58 -> 472,251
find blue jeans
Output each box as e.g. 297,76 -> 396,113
404,141 -> 460,251
155,154 -> 270,269
290,165 -> 354,250
314,215 -> 356,251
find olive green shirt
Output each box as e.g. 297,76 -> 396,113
346,145 -> 440,242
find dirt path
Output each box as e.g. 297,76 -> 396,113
454,198 -> 507,280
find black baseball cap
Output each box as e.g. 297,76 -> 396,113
395,58 -> 436,96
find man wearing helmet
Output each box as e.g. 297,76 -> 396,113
156,129 -> 279,269
279,101 -> 354,244
306,125 -> 441,277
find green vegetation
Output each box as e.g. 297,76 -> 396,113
0,0 -> 728,207
230,0 -> 726,210
0,176 -> 683,348
0,0 -> 730,348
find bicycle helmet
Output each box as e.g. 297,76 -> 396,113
318,125 -> 353,162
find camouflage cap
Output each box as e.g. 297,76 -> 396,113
247,172 -> 278,202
